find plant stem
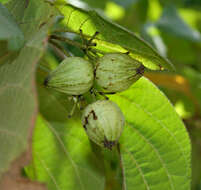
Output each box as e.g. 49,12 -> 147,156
117,143 -> 126,190
49,39 -> 71,58
50,34 -> 87,50
68,96 -> 78,118
50,34 -> 106,56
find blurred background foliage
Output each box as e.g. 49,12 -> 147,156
1,0 -> 199,188
63,0 -> 201,189
0,0 -> 198,189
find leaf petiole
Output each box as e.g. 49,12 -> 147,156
49,39 -> 71,58
49,34 -> 106,57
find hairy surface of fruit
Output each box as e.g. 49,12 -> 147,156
44,57 -> 94,95
95,53 -> 144,93
81,100 -> 124,149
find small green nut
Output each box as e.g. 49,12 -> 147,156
95,53 -> 145,93
44,57 -> 94,95
81,100 -> 124,150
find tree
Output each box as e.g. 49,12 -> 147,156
1,0 -> 201,189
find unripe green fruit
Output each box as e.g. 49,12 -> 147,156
95,53 -> 144,93
44,57 -> 94,95
81,100 -> 124,149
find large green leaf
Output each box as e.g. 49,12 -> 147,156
0,3 -> 24,50
0,0 -> 56,177
55,2 -> 173,70
109,77 -> 191,190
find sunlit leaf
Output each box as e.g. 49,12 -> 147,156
109,77 -> 191,190
26,114 -> 105,190
55,2 -> 173,70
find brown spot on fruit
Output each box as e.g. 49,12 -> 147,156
84,117 -> 88,125
103,136 -> 116,150
43,76 -> 50,86
91,110 -> 98,120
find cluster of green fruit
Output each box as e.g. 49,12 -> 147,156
44,53 -> 145,149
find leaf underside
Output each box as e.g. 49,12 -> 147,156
55,2 -> 174,71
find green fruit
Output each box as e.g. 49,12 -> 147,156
81,100 -> 124,149
94,53 -> 144,93
44,57 -> 94,95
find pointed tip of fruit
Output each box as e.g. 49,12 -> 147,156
137,64 -> 145,75
44,76 -> 50,87
103,137 -> 116,150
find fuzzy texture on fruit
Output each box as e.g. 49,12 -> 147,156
44,57 -> 94,95
94,53 -> 145,93
81,100 -> 124,149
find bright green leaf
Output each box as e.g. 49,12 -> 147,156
55,2 -> 173,70
27,114 -> 105,190
109,77 -> 191,190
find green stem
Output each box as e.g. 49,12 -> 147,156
50,34 -> 106,56
49,39 -> 71,57
68,96 -> 78,118
117,143 -> 126,190
52,29 -> 95,40
50,34 -> 87,50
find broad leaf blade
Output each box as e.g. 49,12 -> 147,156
0,0 -> 56,177
55,3 -> 173,70
28,115 -> 105,190
109,77 -> 191,190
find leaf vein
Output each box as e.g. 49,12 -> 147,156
118,94 -> 189,176
45,120 -> 86,190
126,121 -> 175,189
123,146 -> 150,190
